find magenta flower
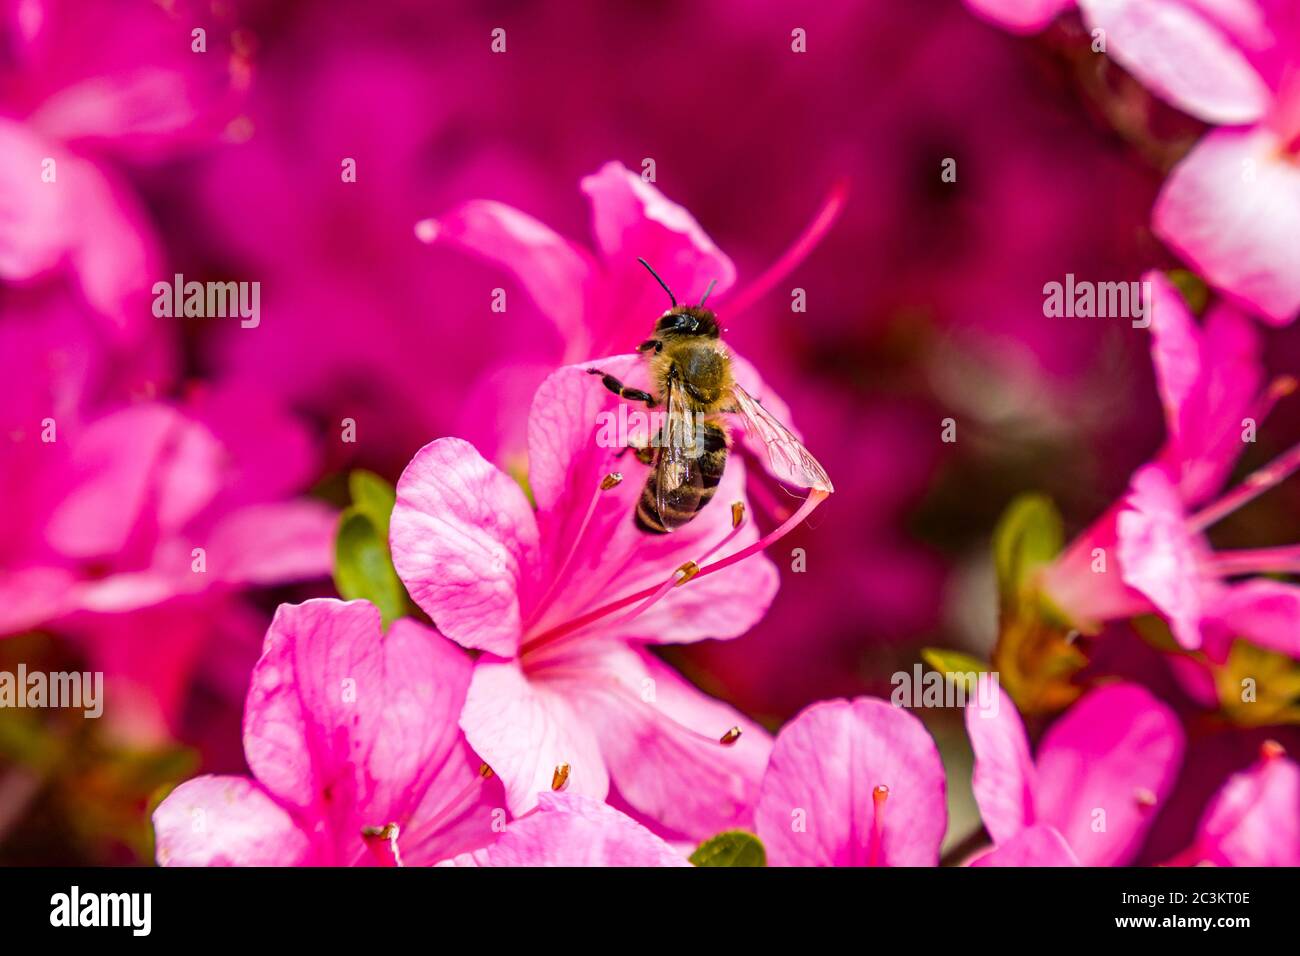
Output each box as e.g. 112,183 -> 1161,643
419,159 -> 844,463
1165,740 -> 1300,866
1,0 -> 241,336
964,0 -> 1300,324
389,358 -> 806,840
965,683 -> 1185,866
1042,272 -> 1300,657
752,697 -> 947,866
439,793 -> 688,868
0,376 -> 335,740
153,599 -> 502,866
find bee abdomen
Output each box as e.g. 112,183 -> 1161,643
634,423 -> 728,533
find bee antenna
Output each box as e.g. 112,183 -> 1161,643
637,257 -> 676,307
699,278 -> 718,307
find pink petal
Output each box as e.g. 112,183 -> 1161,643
207,500 -> 336,586
391,438 -> 541,657
524,360 -> 778,645
1154,127 -> 1300,326
1078,0 -> 1271,124
459,657 -> 608,818
1195,751 -> 1300,866
1147,270 -> 1261,505
43,403 -> 185,560
755,698 -> 947,866
965,685 -> 1036,843
242,600 -> 486,864
1117,464 -> 1216,649
1208,579 -> 1300,659
969,825 -> 1080,866
564,642 -> 772,839
423,200 -> 595,350
153,776 -> 314,867
1033,683 -> 1185,866
580,161 -> 737,352
963,0 -> 1075,35
480,792 -> 689,867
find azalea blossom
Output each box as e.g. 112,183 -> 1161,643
965,682 -> 1185,866
418,159 -> 845,464
752,697 -> 949,866
1163,740 -> 1300,866
388,356 -> 818,840
963,0 -> 1300,324
154,599 -> 502,866
0,0 -> 243,337
1040,272 -> 1300,659
0,372 -> 335,740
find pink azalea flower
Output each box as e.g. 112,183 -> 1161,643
418,159 -> 845,462
752,697 -> 948,866
0,376 -> 335,740
388,356 -> 829,840
1041,272 -> 1300,657
0,0 -> 242,336
1164,740 -> 1300,866
154,599 -> 503,866
439,793 -> 688,868
964,0 -> 1300,323
965,683 -> 1185,866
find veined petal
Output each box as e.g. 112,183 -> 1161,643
242,600 -> 482,864
755,698 -> 947,866
153,776 -> 314,867
391,437 -> 541,656
459,657 -> 608,818
564,642 -> 771,839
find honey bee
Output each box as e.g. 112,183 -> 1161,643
588,258 -> 834,533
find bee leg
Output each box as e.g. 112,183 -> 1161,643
586,367 -> 657,408
636,339 -> 663,354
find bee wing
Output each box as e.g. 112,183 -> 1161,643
653,375 -> 705,532
729,383 -> 834,493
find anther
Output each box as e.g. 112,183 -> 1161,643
601,473 -> 623,490
674,561 -> 700,586
720,726 -> 742,746
552,763 -> 571,791
1261,739 -> 1286,761
1134,787 -> 1158,808
479,762 -> 495,779
731,501 -> 745,529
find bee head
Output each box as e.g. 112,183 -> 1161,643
655,306 -> 720,339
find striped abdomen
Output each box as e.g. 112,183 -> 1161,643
635,421 -> 728,533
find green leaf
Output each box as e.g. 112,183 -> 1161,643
689,830 -> 767,867
333,510 -> 407,627
348,469 -> 397,536
921,648 -> 988,679
993,493 -> 1063,607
